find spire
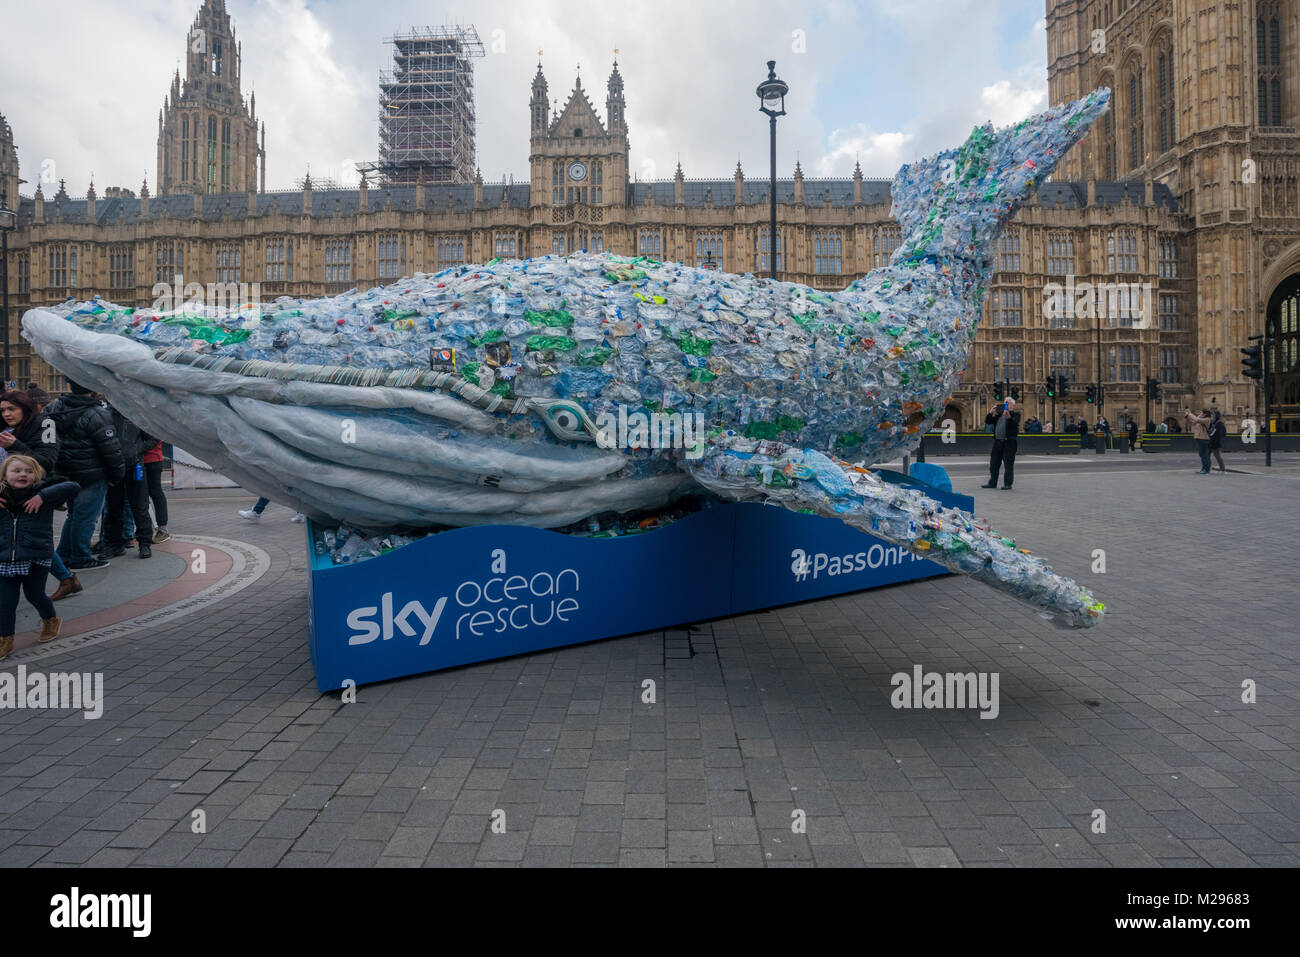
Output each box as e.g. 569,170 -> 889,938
141,176 -> 150,199
531,57 -> 550,133
34,182 -> 44,200
606,55 -> 626,132
86,177 -> 96,201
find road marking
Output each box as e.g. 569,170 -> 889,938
0,536 -> 271,667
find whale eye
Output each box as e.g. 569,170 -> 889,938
541,402 -> 592,441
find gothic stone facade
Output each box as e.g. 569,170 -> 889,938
1049,0 -> 1300,427
12,0 -> 1300,432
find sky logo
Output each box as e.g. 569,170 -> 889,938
346,593 -> 447,646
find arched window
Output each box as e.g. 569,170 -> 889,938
1097,72 -> 1117,179
1258,4 -> 1285,127
221,119 -> 231,190
1127,63 -> 1145,171
207,116 -> 218,193
1156,42 -> 1175,153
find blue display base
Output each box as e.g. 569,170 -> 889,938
306,480 -> 975,692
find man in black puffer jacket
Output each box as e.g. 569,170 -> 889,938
101,405 -> 155,559
42,382 -> 125,570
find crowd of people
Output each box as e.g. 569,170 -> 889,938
0,380 -> 170,660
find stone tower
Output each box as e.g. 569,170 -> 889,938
1046,0 -> 1300,427
0,113 -> 19,206
529,61 -> 629,210
157,0 -> 264,195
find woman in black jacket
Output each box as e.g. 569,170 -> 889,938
0,389 -> 60,475
0,455 -> 80,660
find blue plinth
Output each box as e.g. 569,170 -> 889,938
306,479 -> 975,692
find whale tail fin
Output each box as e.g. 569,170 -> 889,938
890,88 -> 1110,270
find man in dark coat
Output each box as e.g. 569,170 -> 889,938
100,405 -> 155,558
982,397 -> 1022,490
42,381 -> 125,570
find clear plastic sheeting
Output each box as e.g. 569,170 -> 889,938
22,90 -> 1110,628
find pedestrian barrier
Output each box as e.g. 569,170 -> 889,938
305,478 -> 975,692
1136,433 -> 1300,453
916,432 -> 1300,455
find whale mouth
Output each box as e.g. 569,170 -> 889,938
22,307 -> 698,530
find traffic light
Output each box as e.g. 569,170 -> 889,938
993,381 -> 1004,401
1046,374 -> 1056,398
1085,384 -> 1096,403
1010,385 -> 1021,401
1145,377 -> 1161,401
1057,374 -> 1069,395
1242,345 -> 1263,380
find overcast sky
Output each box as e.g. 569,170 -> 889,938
2,0 -> 1051,196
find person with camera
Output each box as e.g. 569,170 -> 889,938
982,397 -> 1021,491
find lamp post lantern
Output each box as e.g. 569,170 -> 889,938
0,190 -> 16,389
756,60 -> 787,281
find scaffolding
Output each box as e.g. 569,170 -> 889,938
357,25 -> 485,187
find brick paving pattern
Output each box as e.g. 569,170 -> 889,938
0,468 -> 1297,867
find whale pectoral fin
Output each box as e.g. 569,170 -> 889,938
688,439 -> 1104,630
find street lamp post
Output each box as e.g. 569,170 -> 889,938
1096,311 -> 1104,421
0,190 -> 16,390
756,60 -> 787,281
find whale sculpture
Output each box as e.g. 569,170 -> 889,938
23,90 -> 1110,628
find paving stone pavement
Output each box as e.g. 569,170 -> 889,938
0,470 -> 1297,868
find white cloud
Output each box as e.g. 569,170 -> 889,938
241,0 -> 369,187
0,0 -> 1057,194
816,126 -> 911,178
979,80 -> 1048,128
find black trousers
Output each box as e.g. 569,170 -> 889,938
144,460 -> 169,527
989,438 -> 1018,487
0,565 -> 54,634
104,468 -> 154,547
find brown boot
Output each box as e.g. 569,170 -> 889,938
50,574 -> 82,601
0,635 -> 11,661
39,616 -> 61,643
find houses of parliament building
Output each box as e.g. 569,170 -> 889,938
2,0 -> 1299,432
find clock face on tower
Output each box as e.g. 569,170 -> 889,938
567,162 -> 588,182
